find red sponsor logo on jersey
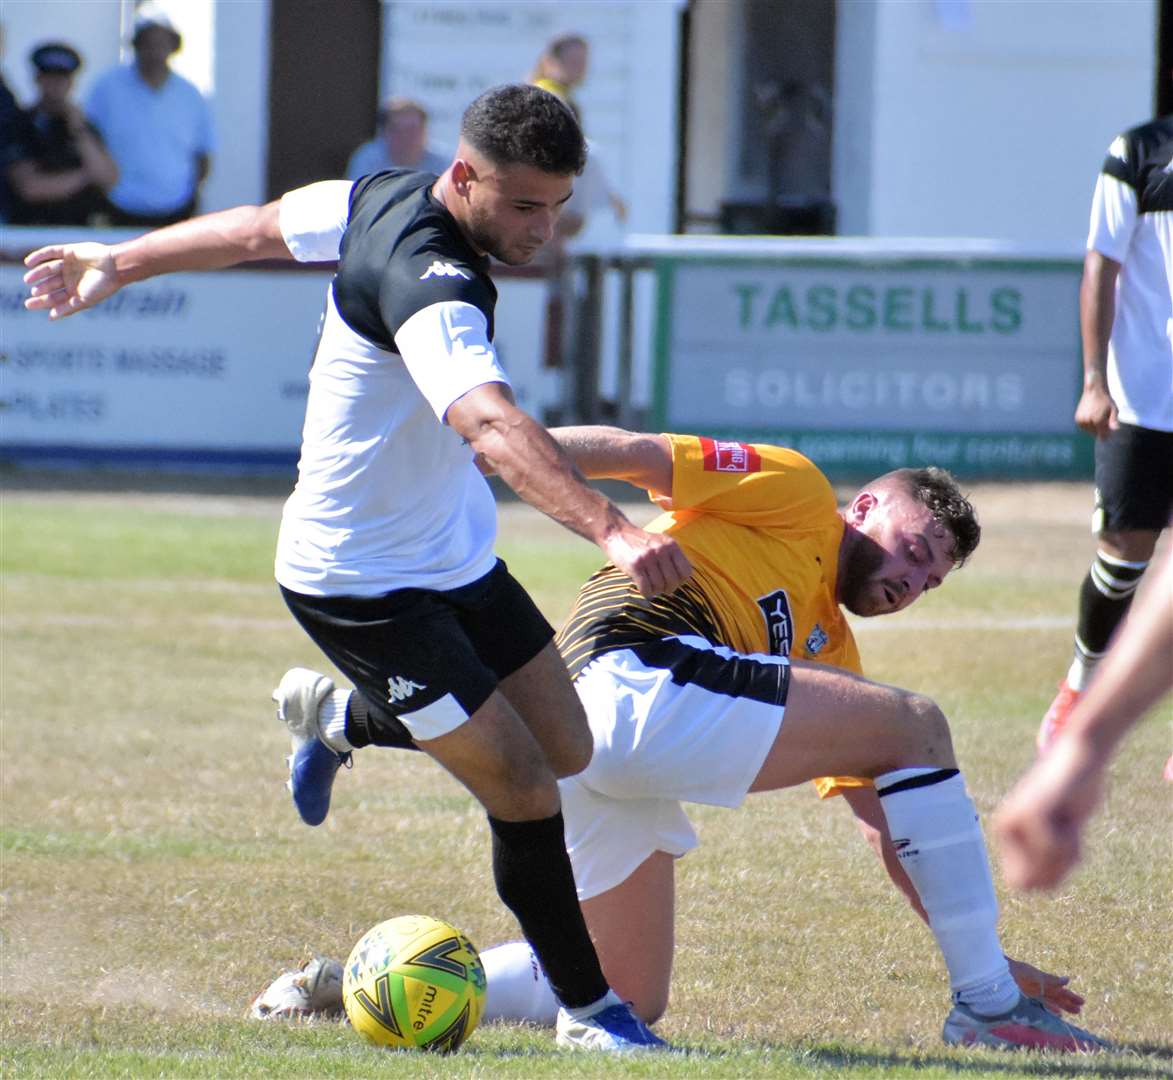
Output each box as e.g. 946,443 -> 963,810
700,437 -> 761,473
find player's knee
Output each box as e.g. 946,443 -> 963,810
891,689 -> 955,768
502,757 -> 562,819
624,983 -> 669,1027
548,719 -> 593,779
1097,529 -> 1159,563
473,736 -> 562,819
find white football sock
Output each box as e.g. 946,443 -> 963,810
319,690 -> 354,753
480,941 -> 559,1025
876,768 -> 1019,1017
1065,654 -> 1098,693
562,988 -> 622,1021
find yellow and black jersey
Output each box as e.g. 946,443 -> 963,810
559,568 -> 729,679
556,433 -> 867,798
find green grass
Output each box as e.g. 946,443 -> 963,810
1,481 -> 1171,1078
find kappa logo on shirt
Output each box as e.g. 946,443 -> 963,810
419,260 -> 470,281
756,589 -> 793,657
699,436 -> 761,474
386,675 -> 426,705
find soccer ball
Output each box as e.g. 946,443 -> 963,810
342,914 -> 486,1053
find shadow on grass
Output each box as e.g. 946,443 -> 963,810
781,1040 -> 1173,1078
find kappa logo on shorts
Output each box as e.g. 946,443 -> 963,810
699,436 -> 761,474
386,675 -> 426,705
419,260 -> 470,281
756,589 -> 793,657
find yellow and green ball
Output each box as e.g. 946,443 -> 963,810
342,915 -> 486,1053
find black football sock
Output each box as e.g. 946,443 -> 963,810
344,692 -> 420,751
488,811 -> 609,1009
1070,552 -> 1147,686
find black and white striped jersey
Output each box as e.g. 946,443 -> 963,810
1087,116 -> 1173,432
273,172 -> 511,597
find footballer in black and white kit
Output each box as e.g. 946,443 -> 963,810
275,168 -> 548,743
278,169 -> 506,599
23,85 -> 691,1048
1038,112 -> 1173,753
1088,117 -> 1173,448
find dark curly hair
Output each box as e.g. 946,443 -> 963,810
884,466 -> 981,568
461,83 -> 586,176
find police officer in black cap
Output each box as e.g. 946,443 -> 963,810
5,42 -> 118,225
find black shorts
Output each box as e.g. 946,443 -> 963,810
280,559 -> 554,747
1092,422 -> 1173,533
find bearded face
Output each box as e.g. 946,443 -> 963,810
839,488 -> 956,617
837,531 -> 888,616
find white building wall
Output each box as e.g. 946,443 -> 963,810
835,0 -> 1156,245
831,0 -> 878,237
684,0 -> 739,224
201,0 -> 269,212
2,0 -> 123,107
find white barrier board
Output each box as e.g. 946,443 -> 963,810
0,262 -> 552,467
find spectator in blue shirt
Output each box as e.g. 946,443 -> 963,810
345,97 -> 448,181
86,4 -> 214,226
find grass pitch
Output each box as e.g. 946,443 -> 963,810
1,474 -> 1170,1078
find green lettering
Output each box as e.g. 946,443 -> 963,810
883,288 -> 914,331
845,285 -> 876,330
733,284 -> 760,329
990,287 -> 1022,333
765,287 -> 800,329
921,289 -> 950,332
807,285 -> 837,331
956,290 -> 985,333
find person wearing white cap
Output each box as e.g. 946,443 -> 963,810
85,4 -> 214,226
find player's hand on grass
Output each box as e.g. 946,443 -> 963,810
23,242 -> 121,320
1005,955 -> 1085,1015
604,524 -> 692,598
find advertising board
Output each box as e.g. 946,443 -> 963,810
651,252 -> 1088,476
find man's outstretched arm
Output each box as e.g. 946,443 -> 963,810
23,201 -> 290,320
547,425 -> 674,498
447,394 -> 690,598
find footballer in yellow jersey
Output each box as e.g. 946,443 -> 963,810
558,434 -> 863,801
502,426 -> 1095,1048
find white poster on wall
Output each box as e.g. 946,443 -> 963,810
380,0 -> 680,238
0,265 -> 329,463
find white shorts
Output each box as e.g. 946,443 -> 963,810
560,635 -> 789,900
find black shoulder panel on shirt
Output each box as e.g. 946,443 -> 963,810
332,170 -> 497,353
1102,116 -> 1173,215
